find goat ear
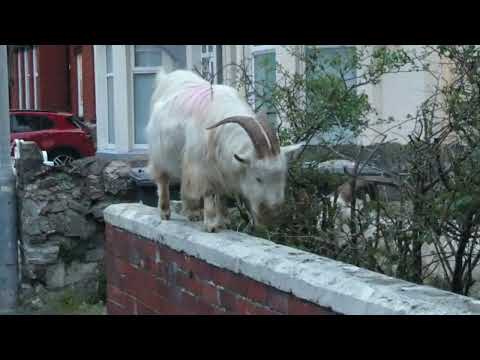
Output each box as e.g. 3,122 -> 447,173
234,153 -> 250,165
281,143 -> 305,162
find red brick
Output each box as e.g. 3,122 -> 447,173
105,224 -> 114,247
212,307 -> 228,315
200,282 -> 219,305
266,287 -> 289,314
175,270 -> 201,294
287,296 -> 334,315
246,281 -> 268,304
219,289 -> 238,312
139,240 -> 157,260
190,301 -> 215,315
125,294 -> 137,315
37,46 -> 70,112
159,247 -> 187,269
104,253 -> 117,286
107,285 -> 127,307
123,266 -> 158,306
176,290 -> 214,315
175,271 -> 219,306
182,256 -> 215,281
213,269 -> 250,295
107,300 -> 126,315
129,237 -> 157,271
136,300 -> 158,315
146,285 -> 187,315
110,228 -> 131,259
154,261 -> 168,281
156,278 -> 173,299
155,297 -> 184,315
248,304 -> 282,315
106,257 -> 131,289
218,289 -> 277,315
235,297 -> 249,314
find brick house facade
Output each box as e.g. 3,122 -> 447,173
8,45 -> 97,123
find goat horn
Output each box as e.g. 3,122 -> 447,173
206,116 -> 272,159
257,113 -> 280,156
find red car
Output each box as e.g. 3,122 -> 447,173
10,110 -> 96,166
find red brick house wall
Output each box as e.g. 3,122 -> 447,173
9,48 -> 19,109
37,45 -> 70,112
68,45 -> 96,123
8,45 -> 96,123
28,49 -> 34,108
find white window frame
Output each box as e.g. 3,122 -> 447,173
130,45 -> 163,149
93,45 -> 116,152
95,45 -> 199,155
33,46 -> 39,109
24,49 -> 31,109
105,46 -> 115,146
17,51 -> 23,108
76,53 -> 84,117
129,45 -> 189,149
200,45 -> 217,82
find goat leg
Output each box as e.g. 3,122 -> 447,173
156,173 -> 171,220
204,194 -> 219,232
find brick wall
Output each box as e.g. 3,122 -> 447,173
68,45 -> 96,122
8,45 -> 96,121
38,45 -> 70,112
82,45 -> 96,123
104,203 -> 480,315
9,47 -> 19,108
105,224 -> 336,315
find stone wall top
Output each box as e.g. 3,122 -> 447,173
104,203 -> 480,315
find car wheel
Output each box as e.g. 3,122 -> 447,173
49,150 -> 78,168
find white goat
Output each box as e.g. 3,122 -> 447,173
146,69 -> 301,232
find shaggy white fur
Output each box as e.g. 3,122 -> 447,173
147,68 -> 302,232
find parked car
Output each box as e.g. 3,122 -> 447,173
9,110 -> 96,166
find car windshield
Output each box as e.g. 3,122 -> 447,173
68,115 -> 85,129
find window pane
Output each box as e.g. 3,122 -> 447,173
134,73 -> 155,144
306,46 -> 356,86
11,115 -> 34,132
10,115 -> 17,133
39,116 -> 53,130
305,46 -> 357,144
254,51 -> 276,122
134,45 -> 186,70
107,76 -> 115,144
106,45 -> 113,74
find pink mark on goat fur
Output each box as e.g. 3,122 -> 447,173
170,85 -> 214,119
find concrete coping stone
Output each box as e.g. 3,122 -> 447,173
104,203 -> 480,315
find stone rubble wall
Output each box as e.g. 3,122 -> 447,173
15,141 -> 143,309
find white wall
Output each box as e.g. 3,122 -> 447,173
93,45 -> 437,157
225,45 -> 435,145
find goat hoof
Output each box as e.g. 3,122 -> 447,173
185,212 -> 203,222
161,211 -> 171,220
206,225 -> 217,233
205,222 -> 221,233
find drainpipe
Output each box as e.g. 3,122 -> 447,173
0,45 -> 18,312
